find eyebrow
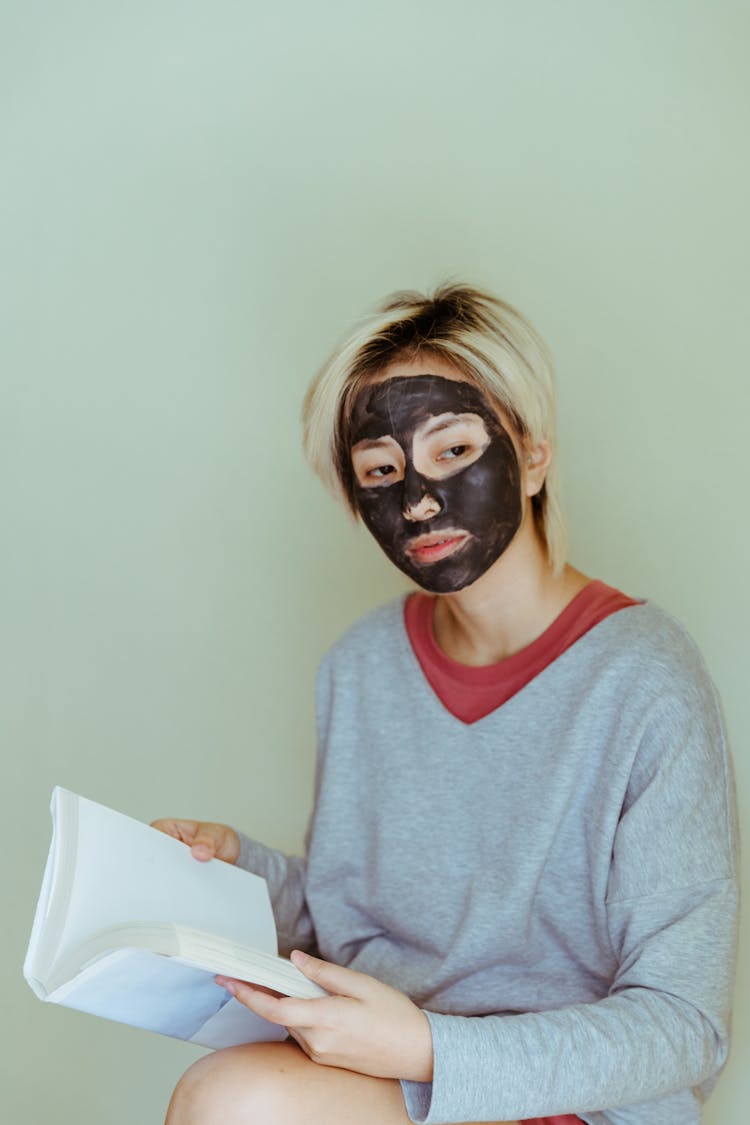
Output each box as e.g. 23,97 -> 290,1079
419,414 -> 479,438
351,436 -> 399,452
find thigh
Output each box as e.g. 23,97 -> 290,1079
165,1040 -> 519,1125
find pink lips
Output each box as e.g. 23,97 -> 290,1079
405,531 -> 470,564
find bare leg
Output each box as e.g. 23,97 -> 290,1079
165,1040 -> 519,1125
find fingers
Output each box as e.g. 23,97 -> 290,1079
215,977 -> 321,1028
290,950 -> 371,999
212,953 -> 357,1028
150,818 -> 201,844
150,819 -> 240,864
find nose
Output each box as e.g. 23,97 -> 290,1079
402,468 -> 441,522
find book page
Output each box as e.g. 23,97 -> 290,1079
24,795 -> 64,994
49,948 -> 287,1046
47,920 -> 324,1000
188,996 -> 287,1050
36,790 -> 278,982
174,929 -> 326,998
50,949 -> 230,1039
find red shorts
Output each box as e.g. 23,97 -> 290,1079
523,1117 -> 583,1124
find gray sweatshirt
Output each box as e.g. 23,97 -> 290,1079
237,597 -> 739,1124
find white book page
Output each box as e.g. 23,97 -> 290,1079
40,789 -> 278,978
189,997 -> 287,1049
49,949 -> 229,1039
49,948 -> 284,1046
24,797 -> 64,993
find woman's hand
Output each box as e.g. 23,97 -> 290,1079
215,951 -> 434,1083
150,818 -> 240,864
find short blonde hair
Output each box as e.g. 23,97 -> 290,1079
302,283 -> 567,574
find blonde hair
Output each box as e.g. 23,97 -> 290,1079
302,283 -> 567,574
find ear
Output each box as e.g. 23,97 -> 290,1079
522,439 -> 552,498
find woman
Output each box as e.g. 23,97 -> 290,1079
155,284 -> 738,1125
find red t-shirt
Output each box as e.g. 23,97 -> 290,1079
404,579 -> 640,724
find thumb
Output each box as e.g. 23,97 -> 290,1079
190,824 -> 222,860
191,823 -> 240,863
290,950 -> 370,999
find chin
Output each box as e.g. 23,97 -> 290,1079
404,564 -> 481,596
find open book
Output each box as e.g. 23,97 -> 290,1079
23,787 -> 324,1048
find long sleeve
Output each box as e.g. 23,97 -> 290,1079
403,879 -> 737,1122
401,669 -> 739,1124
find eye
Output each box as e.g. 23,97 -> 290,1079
438,444 -> 470,461
351,436 -> 405,489
367,464 -> 398,479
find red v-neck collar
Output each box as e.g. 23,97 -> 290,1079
404,580 -> 641,724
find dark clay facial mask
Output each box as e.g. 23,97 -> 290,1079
349,375 -> 522,593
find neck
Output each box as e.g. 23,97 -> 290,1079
431,512 -> 589,666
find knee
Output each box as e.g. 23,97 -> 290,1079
165,1043 -> 282,1124
165,1049 -> 236,1125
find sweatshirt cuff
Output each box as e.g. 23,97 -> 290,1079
402,1010 -> 506,1124
400,1077 -> 433,1123
400,1010 -> 441,1123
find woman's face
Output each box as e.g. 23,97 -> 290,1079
349,358 -> 523,594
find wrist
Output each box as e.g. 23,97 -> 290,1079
405,1010 -> 434,1082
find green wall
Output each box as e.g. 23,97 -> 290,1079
3,2 -> 747,1121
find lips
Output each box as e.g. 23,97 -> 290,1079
404,530 -> 471,564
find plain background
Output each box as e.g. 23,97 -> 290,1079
2,2 -> 747,1121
